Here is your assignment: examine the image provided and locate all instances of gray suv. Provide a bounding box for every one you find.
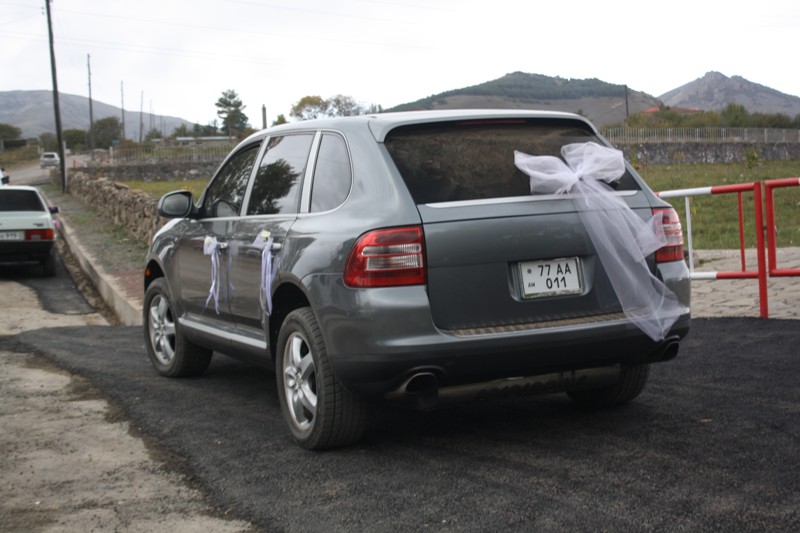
[144,110,690,449]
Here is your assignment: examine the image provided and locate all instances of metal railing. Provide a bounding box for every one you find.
[93,144,236,166]
[657,177,800,318]
[603,128,800,145]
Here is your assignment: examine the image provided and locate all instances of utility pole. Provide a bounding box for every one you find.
[45,0,67,192]
[87,54,95,157]
[262,104,267,129]
[120,81,126,140]
[139,91,144,143]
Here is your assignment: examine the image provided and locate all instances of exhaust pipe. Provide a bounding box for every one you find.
[386,366,621,409]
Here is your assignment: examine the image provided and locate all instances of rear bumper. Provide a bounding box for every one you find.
[0,241,56,263]
[311,279,690,396]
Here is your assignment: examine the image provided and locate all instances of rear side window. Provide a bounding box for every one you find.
[310,133,351,212]
[0,190,46,212]
[384,119,640,204]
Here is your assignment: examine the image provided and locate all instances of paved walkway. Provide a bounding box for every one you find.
[691,248,800,319]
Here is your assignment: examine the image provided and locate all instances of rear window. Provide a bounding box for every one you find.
[0,190,46,212]
[384,119,640,204]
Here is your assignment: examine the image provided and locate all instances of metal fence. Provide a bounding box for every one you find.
[98,144,236,166]
[602,128,800,145]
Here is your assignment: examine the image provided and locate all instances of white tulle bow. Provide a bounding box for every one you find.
[514,142,682,341]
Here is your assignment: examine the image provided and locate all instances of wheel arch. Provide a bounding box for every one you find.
[269,282,311,362]
[144,259,164,292]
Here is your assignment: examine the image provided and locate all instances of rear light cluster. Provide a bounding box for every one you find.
[25,229,55,241]
[652,207,684,263]
[344,226,426,288]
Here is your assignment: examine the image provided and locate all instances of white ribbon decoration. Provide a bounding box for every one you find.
[253,231,278,317]
[203,235,221,314]
[514,142,682,341]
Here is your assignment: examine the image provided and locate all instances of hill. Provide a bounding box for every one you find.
[659,72,800,117]
[0,90,193,139]
[387,72,661,127]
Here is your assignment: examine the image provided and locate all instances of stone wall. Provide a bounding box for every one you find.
[83,161,217,182]
[67,172,164,244]
[618,142,800,166]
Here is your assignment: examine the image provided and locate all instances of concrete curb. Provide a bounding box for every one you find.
[57,218,143,327]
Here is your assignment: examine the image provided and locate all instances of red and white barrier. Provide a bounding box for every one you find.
[657,181,769,317]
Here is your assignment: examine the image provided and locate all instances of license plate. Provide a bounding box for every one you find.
[518,257,582,299]
[0,231,24,241]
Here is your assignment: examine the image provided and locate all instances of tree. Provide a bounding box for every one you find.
[63,129,88,151]
[290,94,378,121]
[172,124,191,138]
[720,103,749,127]
[39,132,57,151]
[290,95,328,121]
[272,114,288,126]
[0,123,22,141]
[90,117,122,149]
[215,90,249,136]
[144,128,162,142]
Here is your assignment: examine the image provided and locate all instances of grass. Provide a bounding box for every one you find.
[637,160,800,249]
[124,179,208,199]
[119,160,800,250]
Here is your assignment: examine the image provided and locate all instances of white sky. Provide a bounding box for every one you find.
[2,0,799,129]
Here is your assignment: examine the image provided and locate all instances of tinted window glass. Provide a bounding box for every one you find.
[202,143,260,217]
[310,133,351,212]
[247,134,313,215]
[0,190,46,212]
[384,119,640,204]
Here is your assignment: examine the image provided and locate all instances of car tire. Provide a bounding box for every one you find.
[566,363,650,407]
[276,307,367,450]
[42,252,56,277]
[143,277,212,377]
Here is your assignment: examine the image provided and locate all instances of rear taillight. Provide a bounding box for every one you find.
[653,207,684,263]
[25,229,55,241]
[344,226,426,288]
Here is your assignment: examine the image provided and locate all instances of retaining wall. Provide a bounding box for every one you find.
[66,172,164,244]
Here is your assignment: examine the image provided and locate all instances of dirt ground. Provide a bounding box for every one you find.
[0,278,255,532]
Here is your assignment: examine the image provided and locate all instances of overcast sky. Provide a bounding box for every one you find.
[2,0,799,129]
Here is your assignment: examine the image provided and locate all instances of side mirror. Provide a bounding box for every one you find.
[49,206,60,215]
[157,190,195,218]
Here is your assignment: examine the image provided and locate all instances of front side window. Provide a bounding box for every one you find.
[202,143,260,218]
[384,119,641,204]
[247,134,313,216]
[310,133,352,212]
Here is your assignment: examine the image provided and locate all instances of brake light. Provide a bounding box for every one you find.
[25,229,55,241]
[344,226,426,287]
[653,207,684,263]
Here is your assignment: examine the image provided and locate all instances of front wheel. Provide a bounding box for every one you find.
[567,364,650,407]
[276,307,366,450]
[143,278,212,377]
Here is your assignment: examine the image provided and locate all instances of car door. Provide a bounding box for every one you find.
[226,133,315,354]
[174,141,261,342]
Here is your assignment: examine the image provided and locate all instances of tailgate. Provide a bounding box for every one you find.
[419,197,652,332]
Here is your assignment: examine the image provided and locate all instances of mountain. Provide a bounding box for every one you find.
[0,90,193,139]
[387,72,661,126]
[659,72,800,117]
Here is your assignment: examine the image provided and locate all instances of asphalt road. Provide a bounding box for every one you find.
[3,299,798,532]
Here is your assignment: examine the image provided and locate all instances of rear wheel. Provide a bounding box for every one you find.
[276,307,366,450]
[567,363,650,407]
[143,278,212,377]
